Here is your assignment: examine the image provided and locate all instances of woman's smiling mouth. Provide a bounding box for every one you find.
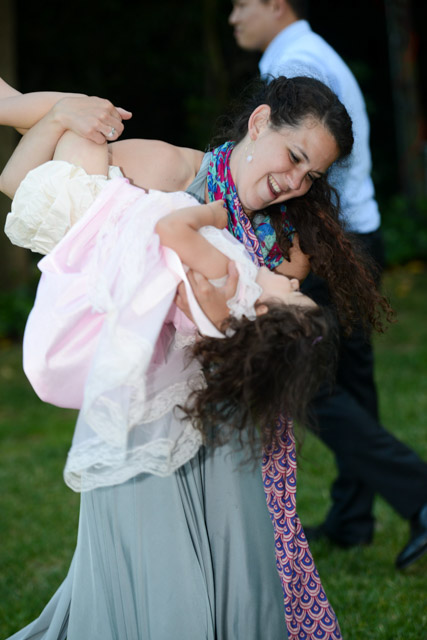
[268,174,284,198]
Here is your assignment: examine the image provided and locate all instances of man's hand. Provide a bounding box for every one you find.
[175,261,239,329]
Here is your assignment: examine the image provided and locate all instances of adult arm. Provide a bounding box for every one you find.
[109,139,204,192]
[0,77,131,136]
[175,262,240,329]
[0,81,199,195]
[0,96,131,198]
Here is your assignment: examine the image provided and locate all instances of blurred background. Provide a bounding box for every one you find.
[1,3,426,637]
[0,0,426,339]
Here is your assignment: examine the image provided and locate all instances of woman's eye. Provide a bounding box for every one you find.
[290,152,299,164]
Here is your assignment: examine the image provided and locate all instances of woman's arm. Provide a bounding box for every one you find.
[175,263,240,329]
[0,96,130,198]
[0,87,81,133]
[109,139,204,192]
[0,80,199,195]
[155,200,229,279]
[0,77,21,100]
[0,78,130,137]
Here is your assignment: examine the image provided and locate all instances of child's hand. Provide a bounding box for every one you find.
[207,200,228,229]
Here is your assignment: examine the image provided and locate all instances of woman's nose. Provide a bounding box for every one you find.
[287,169,305,191]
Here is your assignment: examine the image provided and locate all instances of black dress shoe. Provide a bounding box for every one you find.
[304,524,372,549]
[396,504,427,570]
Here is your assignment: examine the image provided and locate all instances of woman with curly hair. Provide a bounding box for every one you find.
[1,75,391,640]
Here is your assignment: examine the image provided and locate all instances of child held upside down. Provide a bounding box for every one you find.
[4,129,332,491]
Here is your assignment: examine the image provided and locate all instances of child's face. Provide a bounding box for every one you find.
[255,266,316,312]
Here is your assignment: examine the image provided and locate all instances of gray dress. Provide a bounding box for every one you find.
[7,161,287,640]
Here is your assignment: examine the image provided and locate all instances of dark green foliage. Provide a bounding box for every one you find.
[0,285,35,340]
[381,197,427,265]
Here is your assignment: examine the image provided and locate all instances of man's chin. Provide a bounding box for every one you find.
[233,32,253,50]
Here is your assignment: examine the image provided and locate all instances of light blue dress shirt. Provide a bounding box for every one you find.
[260,20,380,234]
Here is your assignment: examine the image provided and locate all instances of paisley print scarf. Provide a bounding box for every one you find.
[207,141,342,640]
[206,141,294,270]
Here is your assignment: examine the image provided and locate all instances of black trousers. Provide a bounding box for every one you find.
[301,229,427,543]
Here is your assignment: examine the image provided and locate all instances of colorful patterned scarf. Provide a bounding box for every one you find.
[206,141,294,270]
[207,141,342,640]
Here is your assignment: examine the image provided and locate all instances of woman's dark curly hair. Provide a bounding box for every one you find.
[214,75,394,333]
[181,303,336,453]
[274,179,394,333]
[225,75,354,160]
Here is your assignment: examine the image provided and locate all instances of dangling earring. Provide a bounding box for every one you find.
[245,140,254,163]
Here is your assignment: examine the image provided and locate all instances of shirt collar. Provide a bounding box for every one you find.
[259,20,312,76]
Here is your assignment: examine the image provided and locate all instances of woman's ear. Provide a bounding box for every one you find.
[247,104,271,141]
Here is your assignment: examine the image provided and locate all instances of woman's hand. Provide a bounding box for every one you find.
[175,261,239,329]
[52,96,132,144]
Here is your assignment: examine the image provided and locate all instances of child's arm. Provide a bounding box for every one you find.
[155,201,231,280]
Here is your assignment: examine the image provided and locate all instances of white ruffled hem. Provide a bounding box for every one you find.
[5,160,122,255]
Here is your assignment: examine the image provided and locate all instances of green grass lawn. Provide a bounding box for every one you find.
[298,264,427,639]
[1,266,426,638]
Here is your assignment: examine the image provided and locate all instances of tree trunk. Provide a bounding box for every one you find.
[384,0,425,201]
[0,0,29,291]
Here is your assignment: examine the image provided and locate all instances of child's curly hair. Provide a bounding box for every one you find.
[269,179,394,334]
[180,302,336,452]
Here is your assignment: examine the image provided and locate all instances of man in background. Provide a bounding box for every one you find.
[229,0,427,569]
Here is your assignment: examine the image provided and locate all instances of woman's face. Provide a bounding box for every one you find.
[232,109,339,215]
[256,267,316,311]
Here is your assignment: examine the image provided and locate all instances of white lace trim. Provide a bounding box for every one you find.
[64,419,203,492]
[173,331,197,350]
[132,371,205,425]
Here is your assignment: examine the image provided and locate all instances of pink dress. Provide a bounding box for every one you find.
[20,174,261,491]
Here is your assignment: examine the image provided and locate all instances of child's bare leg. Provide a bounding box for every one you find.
[0,112,103,198]
[54,130,108,176]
